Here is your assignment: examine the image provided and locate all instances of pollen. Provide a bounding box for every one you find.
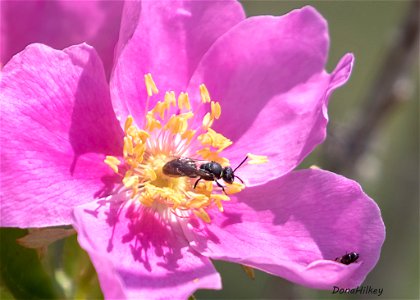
[104,74,267,223]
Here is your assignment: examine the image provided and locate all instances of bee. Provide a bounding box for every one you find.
[335,252,359,265]
[162,156,248,193]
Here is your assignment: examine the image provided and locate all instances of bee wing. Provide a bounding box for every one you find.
[177,157,211,165]
[163,158,206,178]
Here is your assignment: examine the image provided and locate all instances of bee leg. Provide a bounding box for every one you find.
[193,178,202,189]
[215,180,227,195]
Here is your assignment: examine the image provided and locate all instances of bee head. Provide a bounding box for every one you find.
[349,252,359,261]
[222,167,234,184]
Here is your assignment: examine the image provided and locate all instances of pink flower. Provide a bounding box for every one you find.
[0,0,123,77]
[0,2,385,299]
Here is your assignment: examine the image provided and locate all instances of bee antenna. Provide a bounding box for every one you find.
[235,175,244,184]
[233,156,248,172]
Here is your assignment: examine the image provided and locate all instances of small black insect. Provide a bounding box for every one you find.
[162,156,248,193]
[335,252,359,265]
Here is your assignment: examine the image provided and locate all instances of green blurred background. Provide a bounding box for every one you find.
[1,1,418,299]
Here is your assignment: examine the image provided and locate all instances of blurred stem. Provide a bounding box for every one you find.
[73,259,97,299]
[322,0,419,175]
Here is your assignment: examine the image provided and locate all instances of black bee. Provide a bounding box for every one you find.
[335,252,359,265]
[162,156,248,193]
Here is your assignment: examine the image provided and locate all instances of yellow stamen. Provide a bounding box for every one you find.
[123,174,139,189]
[177,92,191,110]
[179,111,194,120]
[199,84,211,103]
[210,101,221,119]
[202,112,214,130]
[194,181,213,196]
[181,129,196,144]
[224,182,245,194]
[103,74,267,224]
[211,194,230,201]
[196,148,229,166]
[247,153,269,164]
[197,132,212,145]
[143,166,157,181]
[164,91,176,107]
[214,200,224,212]
[152,101,167,119]
[123,136,134,158]
[104,156,120,173]
[145,113,162,131]
[140,186,155,206]
[164,115,187,134]
[193,208,211,223]
[133,143,146,163]
[135,130,150,144]
[187,192,210,208]
[124,116,133,133]
[198,128,232,152]
[144,73,159,96]
[211,194,230,212]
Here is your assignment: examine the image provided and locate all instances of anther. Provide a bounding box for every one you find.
[247,153,269,164]
[202,112,214,130]
[178,92,191,110]
[145,113,162,131]
[104,156,121,173]
[144,73,159,96]
[196,148,229,165]
[124,116,134,133]
[164,91,176,107]
[193,208,211,223]
[210,101,221,119]
[199,84,211,103]
[224,182,245,194]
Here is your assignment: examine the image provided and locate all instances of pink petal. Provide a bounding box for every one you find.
[110,0,245,126]
[73,197,221,299]
[0,1,123,77]
[187,6,354,185]
[183,169,385,289]
[1,43,123,227]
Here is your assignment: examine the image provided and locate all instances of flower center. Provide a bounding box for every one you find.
[105,74,267,222]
